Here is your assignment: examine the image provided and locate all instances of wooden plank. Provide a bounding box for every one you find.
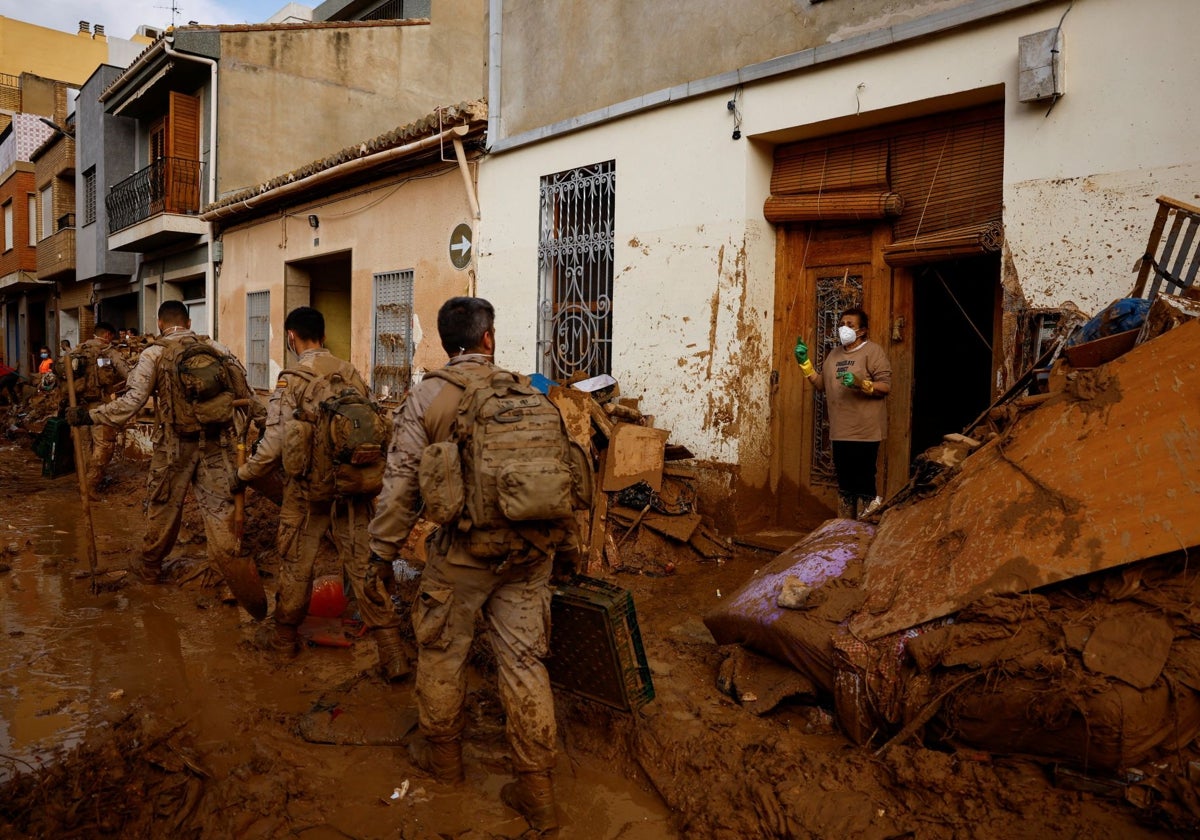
[850,319,1200,640]
[587,398,614,438]
[586,453,609,575]
[642,511,702,542]
[601,424,669,492]
[547,385,594,452]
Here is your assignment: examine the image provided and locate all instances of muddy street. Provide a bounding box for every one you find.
[0,433,1187,839]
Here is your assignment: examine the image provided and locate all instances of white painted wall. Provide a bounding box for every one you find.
[479,0,1200,471]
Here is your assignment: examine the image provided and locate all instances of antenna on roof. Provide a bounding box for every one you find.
[154,0,182,28]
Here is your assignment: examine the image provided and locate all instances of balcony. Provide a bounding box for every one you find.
[36,213,76,281]
[105,157,208,252]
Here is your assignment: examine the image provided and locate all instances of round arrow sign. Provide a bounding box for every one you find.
[449,223,473,270]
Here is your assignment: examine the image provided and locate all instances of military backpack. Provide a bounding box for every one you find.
[417,366,593,559]
[281,359,391,502]
[154,336,237,433]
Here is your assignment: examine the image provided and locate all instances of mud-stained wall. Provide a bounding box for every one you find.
[477,95,778,519]
[213,5,485,198]
[496,0,1017,139]
[215,165,476,389]
[482,0,1199,524]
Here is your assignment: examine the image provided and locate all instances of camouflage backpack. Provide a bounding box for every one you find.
[55,343,120,402]
[281,358,391,502]
[154,335,236,433]
[417,366,593,559]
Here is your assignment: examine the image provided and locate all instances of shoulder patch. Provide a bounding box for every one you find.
[276,377,288,388]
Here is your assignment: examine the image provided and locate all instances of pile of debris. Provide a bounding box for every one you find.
[542,373,732,576]
[704,273,1200,827]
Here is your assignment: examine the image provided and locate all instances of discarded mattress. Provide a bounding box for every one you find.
[703,518,875,696]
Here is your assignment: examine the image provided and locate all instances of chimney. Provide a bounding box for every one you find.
[93,24,105,39]
[78,20,90,35]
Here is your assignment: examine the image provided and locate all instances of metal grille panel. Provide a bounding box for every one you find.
[537,160,615,380]
[373,270,414,401]
[811,273,863,486]
[246,290,270,390]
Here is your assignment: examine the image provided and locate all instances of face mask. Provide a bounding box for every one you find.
[40,352,49,359]
[838,326,858,346]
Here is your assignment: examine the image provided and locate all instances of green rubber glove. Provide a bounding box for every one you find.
[839,371,859,389]
[794,338,815,377]
[793,338,809,365]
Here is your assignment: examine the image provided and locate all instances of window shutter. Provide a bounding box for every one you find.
[166,92,201,213]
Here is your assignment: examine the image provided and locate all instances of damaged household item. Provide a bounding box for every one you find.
[547,575,654,711]
[851,318,1200,641]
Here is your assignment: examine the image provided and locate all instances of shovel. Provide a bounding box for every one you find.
[63,355,99,595]
[220,401,268,620]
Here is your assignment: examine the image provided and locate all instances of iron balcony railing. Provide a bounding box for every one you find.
[57,212,75,231]
[106,157,205,234]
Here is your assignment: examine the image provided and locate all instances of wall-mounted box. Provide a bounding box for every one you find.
[1018,27,1065,103]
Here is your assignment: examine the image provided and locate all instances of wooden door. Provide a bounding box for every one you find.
[165,91,200,213]
[770,222,907,525]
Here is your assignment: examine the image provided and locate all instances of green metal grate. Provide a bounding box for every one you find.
[547,575,654,711]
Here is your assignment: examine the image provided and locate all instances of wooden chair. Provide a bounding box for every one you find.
[1132,195,1200,298]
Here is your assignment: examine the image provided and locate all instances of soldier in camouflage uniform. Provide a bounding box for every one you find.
[368,297,575,834]
[234,306,408,677]
[67,300,264,585]
[67,322,131,496]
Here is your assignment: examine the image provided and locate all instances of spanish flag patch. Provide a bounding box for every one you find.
[276,377,288,389]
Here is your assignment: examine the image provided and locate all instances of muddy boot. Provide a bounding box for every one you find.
[501,771,558,833]
[373,627,411,682]
[408,735,463,784]
[837,493,858,520]
[253,621,299,658]
[134,560,164,584]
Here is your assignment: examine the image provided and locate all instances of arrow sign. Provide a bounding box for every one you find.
[449,223,473,269]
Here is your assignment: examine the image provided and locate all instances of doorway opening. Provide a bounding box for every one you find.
[910,254,999,459]
[286,251,352,362]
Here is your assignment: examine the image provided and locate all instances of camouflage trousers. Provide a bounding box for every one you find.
[413,542,556,774]
[78,422,118,491]
[274,485,401,631]
[141,435,238,579]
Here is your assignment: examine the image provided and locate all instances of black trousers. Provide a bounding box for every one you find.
[832,439,880,498]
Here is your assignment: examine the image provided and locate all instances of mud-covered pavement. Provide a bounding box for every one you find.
[0,430,1185,838]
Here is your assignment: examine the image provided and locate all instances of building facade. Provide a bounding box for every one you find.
[476,0,1200,533]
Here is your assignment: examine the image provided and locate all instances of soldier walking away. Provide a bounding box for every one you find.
[233,306,407,677]
[794,306,892,519]
[369,296,582,834]
[59,322,131,496]
[66,300,265,589]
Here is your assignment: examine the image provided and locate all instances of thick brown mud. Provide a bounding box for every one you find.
[0,428,1188,838]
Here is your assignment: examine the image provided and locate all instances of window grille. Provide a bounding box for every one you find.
[537,159,615,380]
[811,272,864,486]
[83,168,96,226]
[246,290,270,390]
[361,0,429,20]
[373,270,414,400]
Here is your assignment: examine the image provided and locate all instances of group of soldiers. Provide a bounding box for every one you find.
[62,297,571,833]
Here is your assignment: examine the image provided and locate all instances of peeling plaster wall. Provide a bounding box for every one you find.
[478,94,777,494]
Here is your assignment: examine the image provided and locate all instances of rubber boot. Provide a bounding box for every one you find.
[408,735,464,784]
[373,627,411,682]
[254,621,299,658]
[836,493,858,521]
[501,771,559,833]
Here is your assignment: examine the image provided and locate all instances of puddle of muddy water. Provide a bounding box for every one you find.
[1,464,677,838]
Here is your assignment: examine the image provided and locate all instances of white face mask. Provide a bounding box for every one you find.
[838,325,859,346]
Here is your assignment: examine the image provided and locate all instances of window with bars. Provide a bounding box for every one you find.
[537,159,615,380]
[246,290,270,390]
[361,0,430,19]
[83,168,96,226]
[373,270,414,401]
[811,272,864,486]
[40,185,52,242]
